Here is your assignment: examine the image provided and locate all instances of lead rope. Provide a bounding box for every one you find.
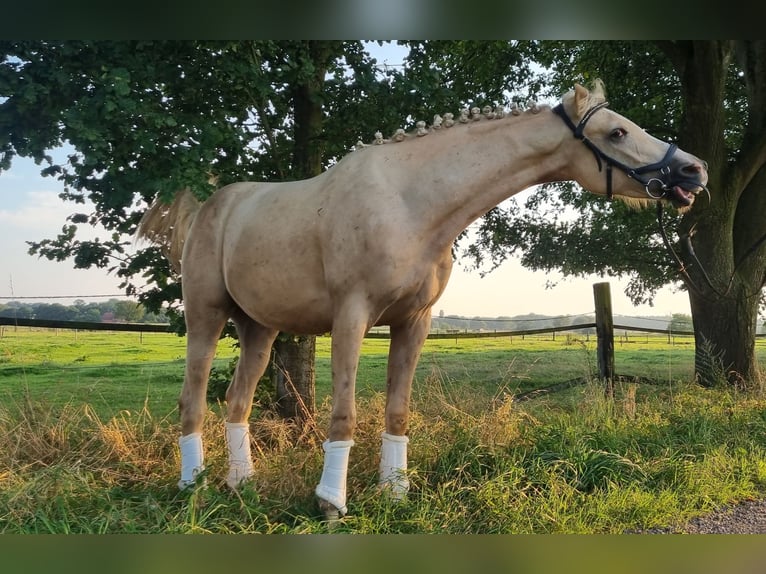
[656,201,701,295]
[656,201,764,301]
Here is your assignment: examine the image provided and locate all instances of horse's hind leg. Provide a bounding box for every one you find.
[224,312,278,489]
[379,310,431,498]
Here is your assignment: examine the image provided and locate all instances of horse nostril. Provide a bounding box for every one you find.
[683,163,703,175]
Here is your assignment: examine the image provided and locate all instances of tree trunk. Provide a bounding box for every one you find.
[681,177,764,388]
[271,335,316,422]
[663,41,766,389]
[689,284,762,388]
[681,162,766,388]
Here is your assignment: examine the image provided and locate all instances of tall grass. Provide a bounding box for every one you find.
[3,364,766,533]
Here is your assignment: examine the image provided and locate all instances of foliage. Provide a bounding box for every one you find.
[0,41,537,317]
[207,356,276,410]
[0,42,358,314]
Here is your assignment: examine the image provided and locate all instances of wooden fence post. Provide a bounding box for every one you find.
[593,282,615,397]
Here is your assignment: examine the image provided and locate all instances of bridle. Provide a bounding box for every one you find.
[553,100,736,301]
[552,101,682,201]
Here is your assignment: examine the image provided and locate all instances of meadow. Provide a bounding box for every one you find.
[0,325,704,419]
[2,326,766,534]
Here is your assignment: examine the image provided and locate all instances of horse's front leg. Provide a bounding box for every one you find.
[379,310,431,499]
[315,299,369,520]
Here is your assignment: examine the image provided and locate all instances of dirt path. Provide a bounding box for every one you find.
[641,498,766,534]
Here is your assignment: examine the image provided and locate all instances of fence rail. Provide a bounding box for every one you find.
[0,317,172,333]
[0,316,705,338]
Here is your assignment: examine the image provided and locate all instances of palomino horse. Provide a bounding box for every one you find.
[138,82,708,519]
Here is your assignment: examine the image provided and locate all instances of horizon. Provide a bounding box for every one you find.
[0,291,692,322]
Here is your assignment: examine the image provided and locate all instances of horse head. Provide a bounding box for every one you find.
[556,81,708,210]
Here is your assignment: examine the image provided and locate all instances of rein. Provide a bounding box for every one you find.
[655,201,717,298]
[553,102,682,201]
[658,199,766,302]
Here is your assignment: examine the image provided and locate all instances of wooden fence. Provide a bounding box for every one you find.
[0,315,688,339]
[0,316,172,333]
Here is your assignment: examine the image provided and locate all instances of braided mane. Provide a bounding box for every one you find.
[353,99,546,151]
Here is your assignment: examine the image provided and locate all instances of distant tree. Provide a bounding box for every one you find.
[112,299,143,322]
[99,299,119,316]
[79,306,103,322]
[34,303,77,321]
[140,307,166,323]
[669,313,693,333]
[0,301,32,318]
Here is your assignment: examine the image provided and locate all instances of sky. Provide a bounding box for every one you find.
[0,42,694,319]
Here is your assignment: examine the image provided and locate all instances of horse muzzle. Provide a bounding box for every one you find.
[659,159,709,208]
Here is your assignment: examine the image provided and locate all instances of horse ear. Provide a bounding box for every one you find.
[573,83,591,118]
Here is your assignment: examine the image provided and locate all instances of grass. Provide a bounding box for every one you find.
[0,328,237,419]
[1,326,708,416]
[1,326,766,533]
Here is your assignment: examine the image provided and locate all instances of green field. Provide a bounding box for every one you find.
[2,326,766,534]
[0,325,716,419]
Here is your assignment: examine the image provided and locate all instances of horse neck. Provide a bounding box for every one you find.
[396,108,570,248]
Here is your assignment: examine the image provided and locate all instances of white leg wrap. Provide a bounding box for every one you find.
[178,432,205,489]
[315,439,354,516]
[379,432,409,499]
[225,422,254,489]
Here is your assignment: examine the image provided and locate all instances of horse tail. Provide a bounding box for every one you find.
[137,188,201,273]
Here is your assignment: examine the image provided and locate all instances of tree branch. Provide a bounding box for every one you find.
[731,41,766,192]
[654,40,691,75]
[245,41,288,181]
[733,136,766,192]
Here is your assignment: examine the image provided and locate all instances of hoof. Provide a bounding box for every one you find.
[378,481,409,502]
[225,466,254,490]
[178,475,208,491]
[317,496,347,523]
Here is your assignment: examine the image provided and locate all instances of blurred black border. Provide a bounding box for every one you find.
[2,534,766,574]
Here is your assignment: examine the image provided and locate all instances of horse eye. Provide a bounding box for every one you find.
[610,128,628,140]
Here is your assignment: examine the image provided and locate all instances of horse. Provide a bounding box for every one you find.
[137,81,708,520]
